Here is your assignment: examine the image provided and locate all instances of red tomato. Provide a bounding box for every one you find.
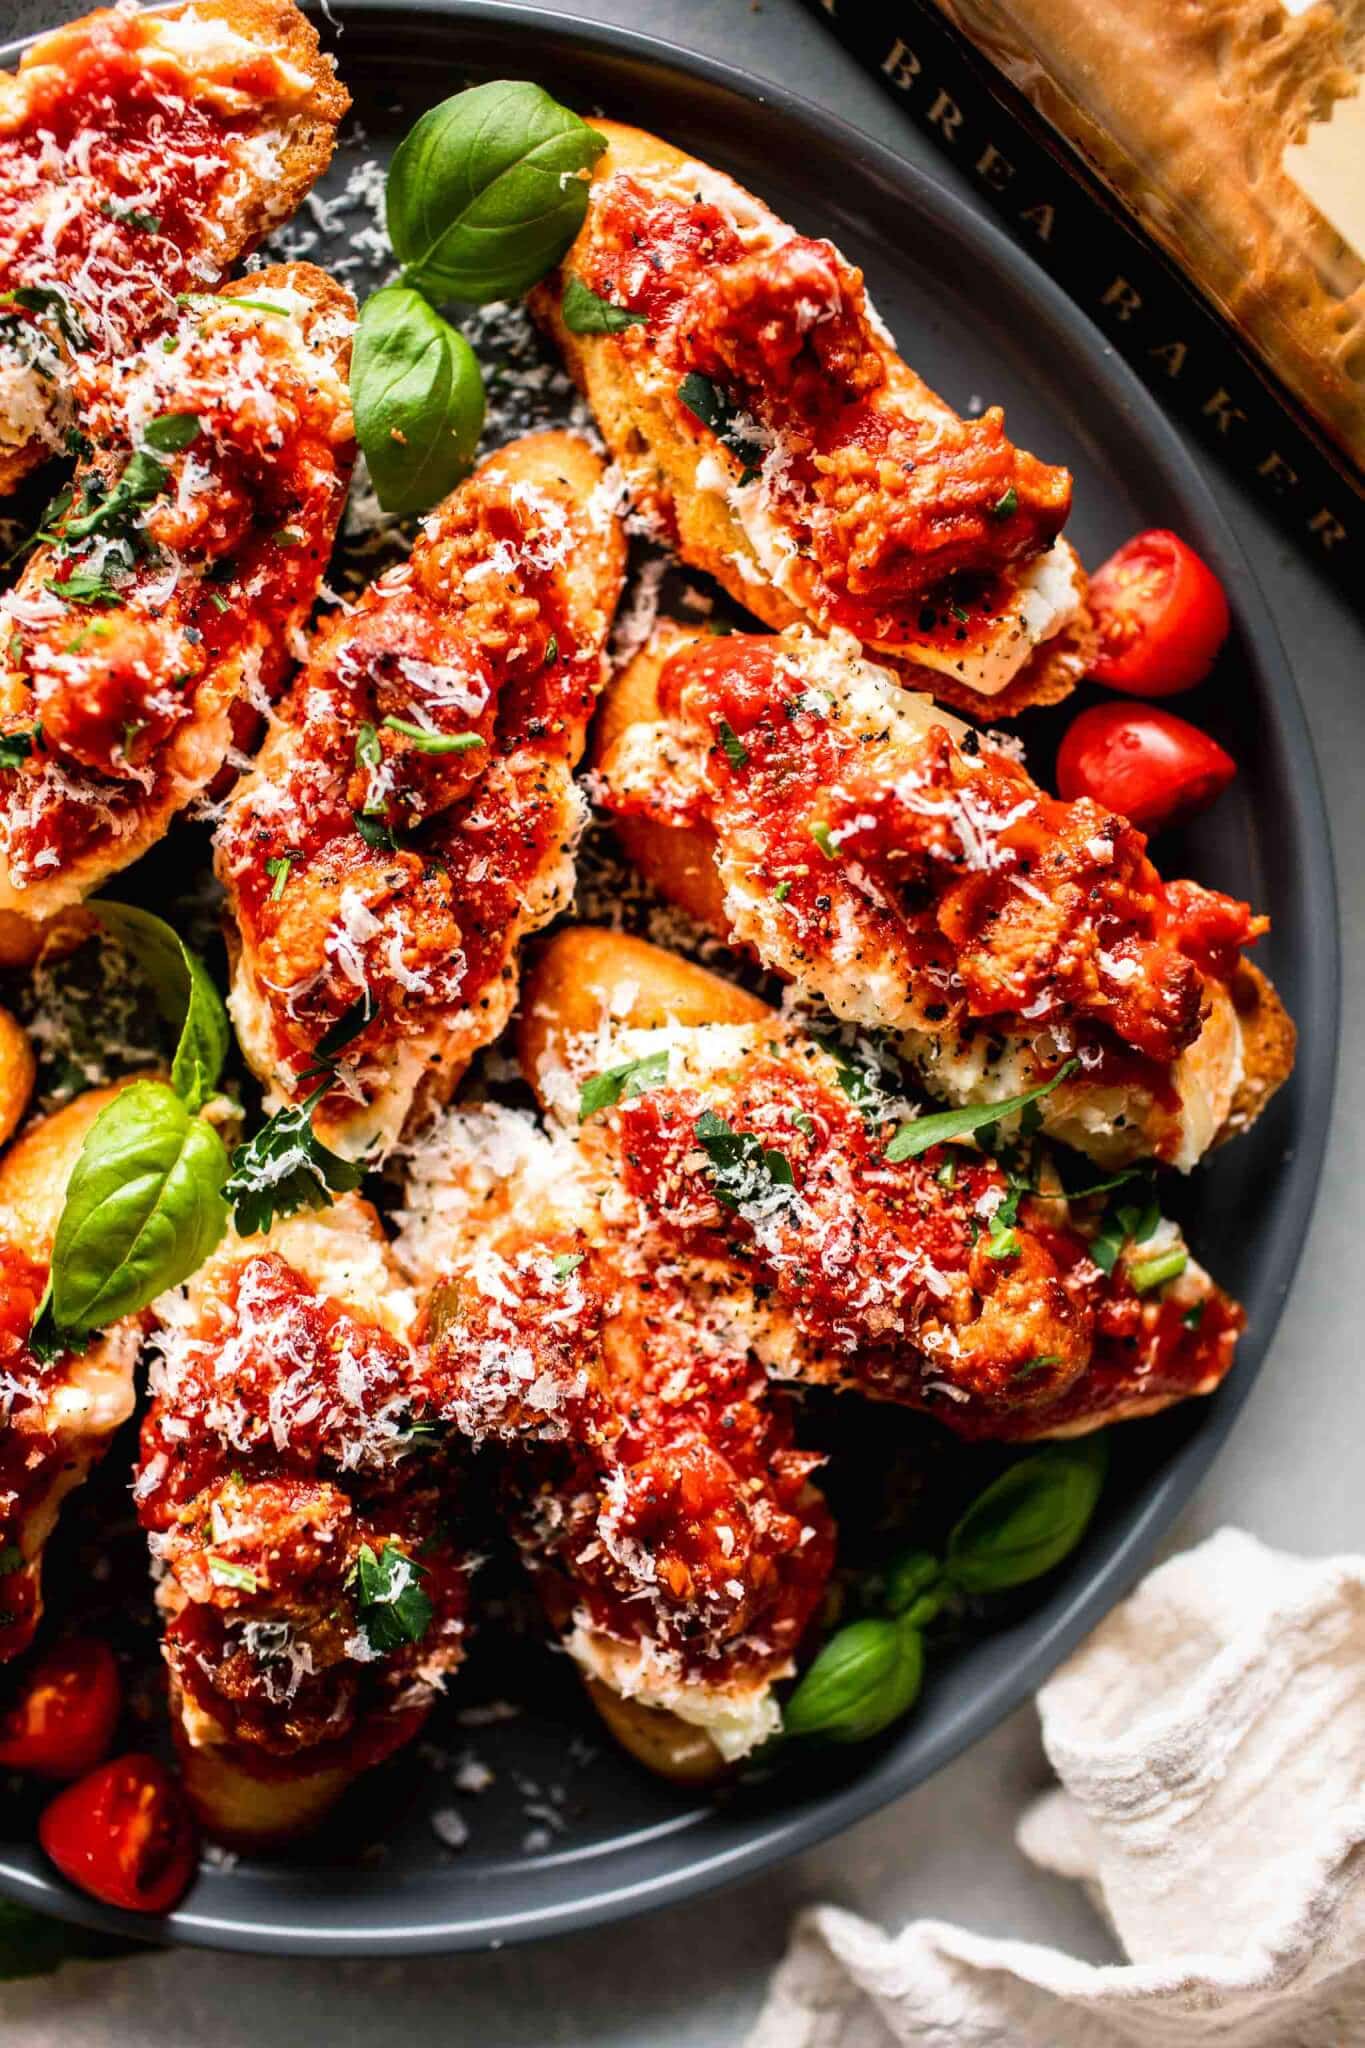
[0,1638,121,1780]
[39,1754,197,1915]
[1056,702,1237,832]
[1088,530,1230,696]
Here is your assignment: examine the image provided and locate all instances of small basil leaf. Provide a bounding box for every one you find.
[387,81,607,304]
[141,412,200,454]
[51,1081,230,1330]
[885,1058,1080,1165]
[89,900,229,1114]
[577,1049,670,1122]
[945,1436,1108,1595]
[351,287,485,517]
[783,1618,923,1743]
[561,273,646,334]
[881,1548,942,1619]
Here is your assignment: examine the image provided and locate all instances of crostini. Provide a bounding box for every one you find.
[394,926,1243,1779]
[0,1082,145,1660]
[216,429,626,1158]
[135,1196,471,1846]
[593,625,1295,1172]
[0,264,356,924]
[532,121,1092,718]
[0,0,347,493]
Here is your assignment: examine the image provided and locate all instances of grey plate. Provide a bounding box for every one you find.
[0,0,1339,1957]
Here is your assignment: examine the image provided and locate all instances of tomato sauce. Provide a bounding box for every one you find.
[579,173,1071,629]
[135,1251,469,1769]
[606,634,1264,1080]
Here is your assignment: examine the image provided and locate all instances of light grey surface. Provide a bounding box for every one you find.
[2,0,1361,2039]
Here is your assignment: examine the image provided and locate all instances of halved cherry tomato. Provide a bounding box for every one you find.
[39,1754,197,1915]
[1056,701,1237,832]
[1088,530,1230,696]
[0,1637,121,1780]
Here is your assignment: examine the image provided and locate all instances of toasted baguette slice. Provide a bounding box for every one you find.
[520,927,1244,1442]
[218,429,626,1158]
[0,0,347,493]
[593,625,1294,1171]
[138,1199,470,1846]
[0,265,356,926]
[532,121,1092,717]
[0,1083,144,1658]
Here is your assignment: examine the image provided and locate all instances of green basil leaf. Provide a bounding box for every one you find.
[881,1548,942,1619]
[386,81,607,304]
[0,284,87,352]
[561,273,647,334]
[885,1059,1080,1164]
[351,286,485,516]
[945,1436,1108,1595]
[89,901,229,1114]
[141,412,200,454]
[51,1081,230,1330]
[382,715,484,754]
[783,1618,923,1743]
[578,1049,670,1121]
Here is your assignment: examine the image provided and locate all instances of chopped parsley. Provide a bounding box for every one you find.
[99,201,162,234]
[0,728,36,771]
[551,1251,584,1282]
[351,1541,433,1655]
[989,485,1018,520]
[884,1059,1080,1165]
[984,1184,1023,1261]
[716,719,748,771]
[677,371,764,484]
[1088,1183,1161,1275]
[353,811,400,851]
[773,880,791,902]
[1183,1299,1206,1332]
[382,715,484,754]
[225,1080,366,1237]
[561,273,649,334]
[694,1107,796,1214]
[578,1049,669,1121]
[1015,1352,1062,1380]
[810,820,839,861]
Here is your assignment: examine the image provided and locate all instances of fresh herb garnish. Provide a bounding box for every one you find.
[100,201,161,234]
[1183,1299,1206,1332]
[0,729,36,771]
[265,853,297,902]
[44,570,121,605]
[0,284,87,351]
[1128,1245,1188,1295]
[677,370,764,483]
[810,820,839,861]
[561,273,648,333]
[884,1059,1080,1165]
[141,412,200,454]
[716,719,748,771]
[983,1184,1022,1261]
[989,485,1018,520]
[207,1556,258,1592]
[382,715,484,754]
[224,1079,366,1237]
[551,1251,584,1281]
[351,1540,433,1655]
[578,1049,669,1121]
[1088,1183,1161,1275]
[353,811,400,852]
[694,1107,796,1214]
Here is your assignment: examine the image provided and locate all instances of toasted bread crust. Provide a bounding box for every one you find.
[1217,959,1298,1148]
[535,120,1088,717]
[0,0,348,493]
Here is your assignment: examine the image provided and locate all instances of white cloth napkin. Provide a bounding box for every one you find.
[747,1529,1365,2048]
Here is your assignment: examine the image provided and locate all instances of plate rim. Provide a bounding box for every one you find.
[0,0,1340,1957]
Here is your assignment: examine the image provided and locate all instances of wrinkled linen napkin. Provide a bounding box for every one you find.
[747,1529,1365,2047]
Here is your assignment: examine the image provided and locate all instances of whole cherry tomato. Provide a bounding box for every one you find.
[1056,701,1237,832]
[39,1754,197,1915]
[0,1637,121,1780]
[1088,530,1230,696]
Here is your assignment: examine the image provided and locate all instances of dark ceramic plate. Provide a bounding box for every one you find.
[0,0,1338,1957]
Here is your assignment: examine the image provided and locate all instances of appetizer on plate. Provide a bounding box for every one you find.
[136,1197,471,1845]
[594,625,1295,1170]
[217,428,625,1156]
[397,927,1242,1777]
[0,265,356,923]
[0,1081,146,1661]
[0,0,347,492]
[532,122,1093,718]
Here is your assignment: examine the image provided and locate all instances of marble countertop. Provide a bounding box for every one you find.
[2,1,1360,2041]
